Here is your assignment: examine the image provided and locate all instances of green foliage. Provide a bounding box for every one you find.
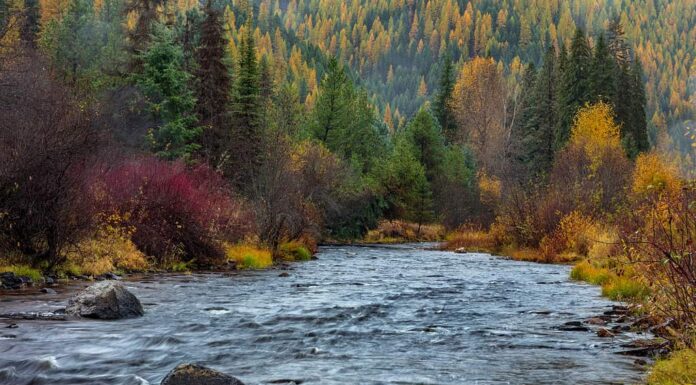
[434,54,456,141]
[311,57,386,174]
[0,264,43,281]
[557,28,593,149]
[229,15,263,188]
[403,106,445,182]
[134,23,200,160]
[377,136,432,224]
[40,0,124,90]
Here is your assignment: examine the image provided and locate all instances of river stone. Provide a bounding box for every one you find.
[161,364,245,385]
[65,281,143,320]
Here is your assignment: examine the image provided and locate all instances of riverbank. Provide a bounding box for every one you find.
[442,229,695,385]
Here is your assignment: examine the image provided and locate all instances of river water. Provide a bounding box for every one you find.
[0,244,645,385]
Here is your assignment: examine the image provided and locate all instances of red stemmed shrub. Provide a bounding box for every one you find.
[92,157,253,266]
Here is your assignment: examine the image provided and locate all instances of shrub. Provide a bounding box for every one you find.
[632,152,681,197]
[0,54,100,270]
[93,157,253,267]
[225,244,273,269]
[0,265,43,282]
[64,220,149,276]
[647,348,696,385]
[279,241,312,261]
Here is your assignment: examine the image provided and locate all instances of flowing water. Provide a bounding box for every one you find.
[0,244,645,385]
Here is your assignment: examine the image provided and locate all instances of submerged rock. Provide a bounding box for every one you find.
[597,328,615,338]
[65,281,143,320]
[161,364,245,385]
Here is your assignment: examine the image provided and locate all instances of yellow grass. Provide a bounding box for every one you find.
[647,348,696,385]
[225,243,273,269]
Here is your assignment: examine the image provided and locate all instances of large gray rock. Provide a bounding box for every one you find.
[161,364,245,385]
[65,281,143,319]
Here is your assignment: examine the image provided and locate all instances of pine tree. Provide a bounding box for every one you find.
[194,0,231,167]
[607,16,630,67]
[230,11,263,189]
[311,56,351,144]
[434,54,456,142]
[135,23,200,160]
[556,28,592,149]
[590,34,616,103]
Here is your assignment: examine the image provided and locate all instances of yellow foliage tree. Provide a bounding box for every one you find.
[569,102,623,170]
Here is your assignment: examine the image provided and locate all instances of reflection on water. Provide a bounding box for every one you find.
[0,244,645,384]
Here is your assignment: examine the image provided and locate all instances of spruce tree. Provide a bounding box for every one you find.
[135,23,200,160]
[590,34,616,103]
[194,0,231,166]
[531,46,558,177]
[510,63,538,177]
[230,12,262,189]
[556,28,592,149]
[434,54,456,142]
[404,106,446,182]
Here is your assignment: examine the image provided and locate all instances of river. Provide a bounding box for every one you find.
[0,244,645,385]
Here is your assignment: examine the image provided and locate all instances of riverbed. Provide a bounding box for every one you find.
[0,244,645,384]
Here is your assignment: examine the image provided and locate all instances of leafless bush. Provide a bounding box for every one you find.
[0,53,100,269]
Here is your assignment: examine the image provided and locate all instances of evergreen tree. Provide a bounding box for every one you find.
[311,57,352,145]
[511,63,538,175]
[607,16,631,67]
[627,59,649,156]
[434,54,456,141]
[556,28,592,149]
[125,0,165,70]
[590,34,616,103]
[230,13,263,189]
[531,46,558,176]
[194,0,231,166]
[404,106,446,182]
[135,23,200,160]
[378,137,432,226]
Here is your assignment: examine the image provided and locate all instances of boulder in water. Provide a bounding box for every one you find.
[161,364,245,385]
[65,281,143,320]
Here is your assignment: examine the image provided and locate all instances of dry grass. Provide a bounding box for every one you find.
[443,229,498,253]
[365,220,444,243]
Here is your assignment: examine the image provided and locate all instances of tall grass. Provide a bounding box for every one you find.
[647,348,696,385]
[225,244,273,269]
[0,265,43,281]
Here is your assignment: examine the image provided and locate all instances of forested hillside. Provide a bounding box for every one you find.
[221,0,695,144]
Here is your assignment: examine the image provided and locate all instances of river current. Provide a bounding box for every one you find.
[0,244,645,385]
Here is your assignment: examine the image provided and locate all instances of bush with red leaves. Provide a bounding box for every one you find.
[93,157,253,266]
